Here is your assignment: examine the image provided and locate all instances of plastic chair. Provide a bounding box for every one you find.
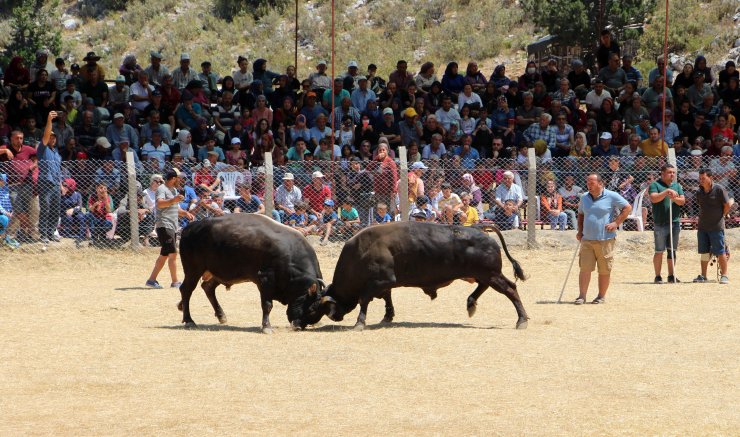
[217,171,244,200]
[620,188,646,232]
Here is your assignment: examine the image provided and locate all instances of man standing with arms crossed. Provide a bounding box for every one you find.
[575,174,632,305]
[146,168,194,289]
[650,164,685,283]
[693,168,731,284]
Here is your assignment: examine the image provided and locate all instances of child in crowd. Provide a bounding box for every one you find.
[315,138,334,161]
[0,173,15,249]
[335,116,355,148]
[373,202,393,225]
[410,195,436,222]
[316,199,338,245]
[495,199,519,230]
[336,197,361,238]
[286,202,312,236]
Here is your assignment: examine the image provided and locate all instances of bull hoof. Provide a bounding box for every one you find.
[177,301,183,312]
[380,316,393,324]
[467,303,477,317]
[516,319,528,330]
[291,321,302,331]
[262,326,274,334]
[183,321,197,329]
[217,314,227,324]
[353,322,365,332]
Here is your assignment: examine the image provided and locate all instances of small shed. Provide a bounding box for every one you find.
[526,35,586,74]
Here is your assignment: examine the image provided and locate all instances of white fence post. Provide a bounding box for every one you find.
[263,153,275,218]
[126,151,139,251]
[398,146,409,221]
[526,148,538,249]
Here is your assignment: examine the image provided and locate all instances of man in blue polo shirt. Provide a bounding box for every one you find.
[575,173,632,305]
[37,111,63,244]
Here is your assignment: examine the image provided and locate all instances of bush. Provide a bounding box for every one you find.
[4,0,61,65]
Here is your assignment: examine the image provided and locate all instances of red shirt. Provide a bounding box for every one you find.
[194,170,216,187]
[303,183,332,212]
[0,144,37,185]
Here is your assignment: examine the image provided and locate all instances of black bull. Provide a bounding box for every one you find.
[293,222,529,330]
[177,213,325,333]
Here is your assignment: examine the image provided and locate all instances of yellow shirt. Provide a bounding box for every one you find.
[463,205,479,226]
[639,138,668,157]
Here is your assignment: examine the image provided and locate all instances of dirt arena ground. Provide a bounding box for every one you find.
[1,229,738,435]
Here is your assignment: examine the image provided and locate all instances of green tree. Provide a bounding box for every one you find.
[523,0,655,49]
[215,0,291,21]
[4,0,62,64]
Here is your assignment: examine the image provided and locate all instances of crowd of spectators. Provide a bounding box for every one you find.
[1,33,739,248]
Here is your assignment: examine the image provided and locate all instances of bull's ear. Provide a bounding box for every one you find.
[308,283,318,296]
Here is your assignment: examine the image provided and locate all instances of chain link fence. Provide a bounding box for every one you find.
[1,152,739,253]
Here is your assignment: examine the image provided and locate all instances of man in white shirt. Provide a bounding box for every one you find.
[308,60,332,92]
[494,171,524,210]
[130,71,155,113]
[274,173,303,223]
[434,95,461,131]
[584,79,612,112]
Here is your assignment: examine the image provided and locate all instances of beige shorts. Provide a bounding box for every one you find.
[579,238,616,274]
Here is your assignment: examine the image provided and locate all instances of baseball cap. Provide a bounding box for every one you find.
[202,159,211,168]
[600,132,613,140]
[357,75,367,81]
[150,51,164,59]
[404,108,417,118]
[113,113,124,119]
[115,75,125,83]
[383,108,394,116]
[231,137,242,144]
[410,161,428,170]
[323,199,335,207]
[317,60,327,66]
[181,53,190,61]
[410,208,427,219]
[348,60,359,68]
[96,137,111,149]
[312,170,324,178]
[283,173,295,180]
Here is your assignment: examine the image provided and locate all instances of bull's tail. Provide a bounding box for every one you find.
[475,224,527,282]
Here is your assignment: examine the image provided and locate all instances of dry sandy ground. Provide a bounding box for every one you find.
[1,230,738,436]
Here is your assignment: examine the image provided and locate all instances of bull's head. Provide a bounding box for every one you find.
[286,280,340,329]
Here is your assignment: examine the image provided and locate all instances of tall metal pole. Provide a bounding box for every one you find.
[330,0,335,144]
[661,0,669,143]
[294,0,299,77]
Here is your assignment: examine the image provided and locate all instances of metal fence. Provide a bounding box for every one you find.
[1,152,739,253]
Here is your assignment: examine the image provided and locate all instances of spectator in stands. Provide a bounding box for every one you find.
[85,182,113,246]
[274,172,301,223]
[642,75,673,112]
[172,53,198,91]
[494,170,523,211]
[60,79,82,109]
[515,92,541,132]
[596,29,620,71]
[57,178,84,243]
[5,56,30,89]
[106,113,139,149]
[592,132,619,158]
[108,75,130,110]
[647,55,673,88]
[634,115,652,140]
[87,135,112,160]
[693,56,713,84]
[640,127,669,157]
[144,51,168,87]
[399,107,423,147]
[81,51,106,83]
[459,191,479,226]
[687,72,713,111]
[541,179,567,231]
[233,183,265,215]
[51,109,74,147]
[141,129,171,168]
[80,69,108,108]
[453,135,480,169]
[368,143,398,210]
[717,61,738,93]
[518,61,541,92]
[198,61,221,102]
[437,182,463,224]
[128,71,153,114]
[621,54,643,88]
[323,77,350,111]
[441,62,464,99]
[710,113,734,142]
[623,94,649,128]
[523,113,556,150]
[596,97,620,132]
[489,64,508,90]
[710,146,737,194]
[598,53,627,96]
[585,79,611,113]
[415,62,437,94]
[175,92,203,130]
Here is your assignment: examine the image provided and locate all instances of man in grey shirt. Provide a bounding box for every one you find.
[146,169,194,289]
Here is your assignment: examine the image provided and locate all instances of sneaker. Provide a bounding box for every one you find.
[170,281,182,288]
[592,296,605,304]
[145,280,163,289]
[654,275,663,284]
[4,237,20,249]
[40,236,50,245]
[50,234,61,243]
[719,275,729,285]
[667,275,680,283]
[692,275,708,283]
[574,297,586,305]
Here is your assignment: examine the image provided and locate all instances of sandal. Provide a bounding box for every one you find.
[574,297,586,305]
[592,297,605,304]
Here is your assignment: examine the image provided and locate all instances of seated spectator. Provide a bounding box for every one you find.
[558,175,581,229]
[94,158,122,200]
[286,201,312,235]
[584,79,611,113]
[640,127,669,157]
[459,192,479,226]
[106,113,139,150]
[175,91,203,130]
[592,132,619,157]
[453,135,480,169]
[336,197,361,238]
[315,199,337,245]
[494,171,523,211]
[486,199,519,230]
[303,170,332,224]
[437,182,463,224]
[192,188,225,220]
[84,182,114,246]
[686,72,713,111]
[57,178,84,242]
[518,61,542,91]
[141,130,171,168]
[540,179,568,231]
[274,172,302,222]
[115,182,155,245]
[596,97,619,132]
[372,202,393,225]
[193,160,219,193]
[710,146,737,194]
[567,59,591,99]
[197,136,225,162]
[108,75,130,110]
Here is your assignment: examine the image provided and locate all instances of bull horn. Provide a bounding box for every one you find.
[316,278,327,291]
[320,296,336,304]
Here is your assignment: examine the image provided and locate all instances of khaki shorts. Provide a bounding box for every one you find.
[579,238,616,274]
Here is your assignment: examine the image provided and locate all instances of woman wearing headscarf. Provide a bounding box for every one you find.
[489,64,510,90]
[177,129,196,163]
[464,62,487,94]
[461,173,482,211]
[441,62,465,100]
[252,59,280,96]
[518,61,542,91]
[424,81,445,114]
[693,56,713,84]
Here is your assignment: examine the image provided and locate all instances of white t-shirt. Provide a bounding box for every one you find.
[584,89,612,111]
[130,82,154,112]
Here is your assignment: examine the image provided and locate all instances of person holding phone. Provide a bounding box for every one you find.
[146,168,194,289]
